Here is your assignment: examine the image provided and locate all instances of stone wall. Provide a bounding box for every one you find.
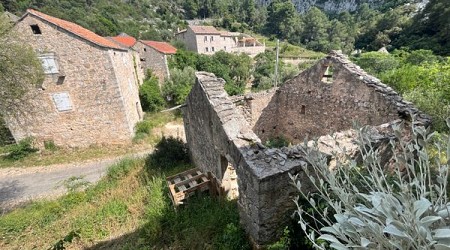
[183,53,430,247]
[184,72,311,246]
[254,52,431,144]
[133,41,170,82]
[7,15,142,147]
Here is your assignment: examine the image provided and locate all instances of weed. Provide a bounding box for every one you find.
[61,176,90,192]
[265,135,290,148]
[5,137,38,160]
[44,140,59,151]
[48,230,80,250]
[145,136,189,170]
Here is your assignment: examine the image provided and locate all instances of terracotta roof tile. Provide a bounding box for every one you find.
[189,25,221,34]
[26,9,124,50]
[110,33,137,48]
[141,40,177,54]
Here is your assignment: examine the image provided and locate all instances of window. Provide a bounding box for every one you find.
[210,36,214,42]
[144,48,147,52]
[211,47,215,52]
[30,24,42,34]
[206,47,209,52]
[204,36,207,42]
[52,92,73,112]
[39,54,59,74]
[224,46,226,51]
[300,105,306,115]
[322,65,333,83]
[140,58,146,61]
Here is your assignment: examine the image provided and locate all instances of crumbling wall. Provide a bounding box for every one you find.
[254,52,430,144]
[184,72,310,246]
[233,89,277,129]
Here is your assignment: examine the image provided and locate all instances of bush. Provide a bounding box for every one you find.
[265,136,290,148]
[145,136,189,170]
[139,73,165,112]
[291,123,450,249]
[6,137,38,160]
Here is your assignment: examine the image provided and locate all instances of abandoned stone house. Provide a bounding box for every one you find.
[109,33,176,82]
[183,51,430,246]
[175,25,265,57]
[5,9,144,147]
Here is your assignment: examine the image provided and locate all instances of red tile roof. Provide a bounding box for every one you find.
[110,33,137,48]
[26,9,124,50]
[141,40,177,54]
[189,25,221,34]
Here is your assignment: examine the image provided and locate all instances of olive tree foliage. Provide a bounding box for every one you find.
[0,14,44,117]
[291,123,450,249]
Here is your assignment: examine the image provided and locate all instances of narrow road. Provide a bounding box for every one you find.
[0,150,151,212]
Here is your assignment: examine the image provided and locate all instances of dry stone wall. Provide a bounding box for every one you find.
[254,51,430,144]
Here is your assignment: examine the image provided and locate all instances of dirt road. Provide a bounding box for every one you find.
[0,150,151,212]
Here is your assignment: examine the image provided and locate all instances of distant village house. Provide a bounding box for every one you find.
[109,33,177,82]
[175,25,265,57]
[6,9,144,147]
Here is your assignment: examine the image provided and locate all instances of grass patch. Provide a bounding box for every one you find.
[0,137,250,249]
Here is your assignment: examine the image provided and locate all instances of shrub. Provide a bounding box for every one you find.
[6,137,38,160]
[145,136,189,170]
[44,140,59,151]
[291,123,450,249]
[139,73,165,112]
[265,136,290,148]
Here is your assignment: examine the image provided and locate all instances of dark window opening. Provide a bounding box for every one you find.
[140,58,146,62]
[56,76,65,85]
[144,48,147,52]
[261,129,265,134]
[301,105,306,114]
[322,65,333,83]
[30,24,42,34]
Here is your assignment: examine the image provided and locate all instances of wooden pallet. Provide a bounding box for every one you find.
[166,168,211,206]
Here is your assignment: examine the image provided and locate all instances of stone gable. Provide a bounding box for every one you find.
[6,12,143,147]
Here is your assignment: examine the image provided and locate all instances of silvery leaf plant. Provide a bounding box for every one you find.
[290,122,450,250]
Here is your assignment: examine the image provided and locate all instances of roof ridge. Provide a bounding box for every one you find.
[25,9,125,51]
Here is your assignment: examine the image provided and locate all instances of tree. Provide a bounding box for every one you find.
[139,72,165,112]
[301,7,330,52]
[0,14,44,118]
[265,0,300,40]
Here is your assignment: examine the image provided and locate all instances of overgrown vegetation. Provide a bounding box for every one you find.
[352,50,450,132]
[138,72,165,112]
[5,137,38,160]
[291,123,450,249]
[0,137,250,249]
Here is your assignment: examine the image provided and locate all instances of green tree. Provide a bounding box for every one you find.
[301,7,330,52]
[264,0,300,40]
[139,73,165,112]
[162,66,196,105]
[0,14,44,118]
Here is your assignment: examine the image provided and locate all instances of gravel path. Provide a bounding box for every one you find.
[0,150,152,212]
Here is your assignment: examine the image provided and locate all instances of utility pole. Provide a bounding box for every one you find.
[274,39,280,88]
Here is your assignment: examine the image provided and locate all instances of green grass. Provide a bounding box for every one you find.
[0,137,250,250]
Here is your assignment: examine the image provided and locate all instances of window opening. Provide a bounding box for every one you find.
[205,47,209,52]
[56,76,65,85]
[210,36,214,42]
[212,47,215,52]
[322,65,333,83]
[144,48,147,52]
[300,105,306,115]
[204,36,207,42]
[30,24,42,34]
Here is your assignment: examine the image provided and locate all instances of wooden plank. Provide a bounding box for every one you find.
[174,174,206,188]
[166,168,200,181]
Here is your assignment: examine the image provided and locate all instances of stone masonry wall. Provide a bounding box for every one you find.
[8,15,140,147]
[184,72,311,246]
[254,52,431,144]
[133,41,170,82]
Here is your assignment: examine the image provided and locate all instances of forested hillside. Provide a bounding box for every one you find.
[1,0,448,55]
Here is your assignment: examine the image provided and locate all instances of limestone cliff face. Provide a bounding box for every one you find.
[257,0,426,13]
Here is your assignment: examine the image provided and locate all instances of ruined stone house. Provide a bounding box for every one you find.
[109,33,176,82]
[175,25,265,57]
[183,51,430,246]
[5,9,144,147]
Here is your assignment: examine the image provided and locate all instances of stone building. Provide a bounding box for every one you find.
[6,9,144,147]
[134,40,176,81]
[183,51,430,246]
[109,33,176,81]
[175,25,265,57]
